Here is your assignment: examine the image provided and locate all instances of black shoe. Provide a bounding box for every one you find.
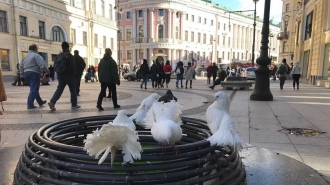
[12,83,16,86]
[140,85,142,89]
[96,105,104,111]
[27,106,37,109]
[186,86,187,89]
[145,87,147,89]
[48,102,56,111]
[190,87,192,88]
[39,100,47,107]
[181,86,183,88]
[114,105,121,109]
[209,86,214,90]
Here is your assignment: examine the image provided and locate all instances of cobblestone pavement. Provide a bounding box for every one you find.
[1,77,330,183]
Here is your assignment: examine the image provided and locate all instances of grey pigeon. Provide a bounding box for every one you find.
[158,90,177,103]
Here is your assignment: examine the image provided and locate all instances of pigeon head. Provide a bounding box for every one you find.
[213,91,230,111]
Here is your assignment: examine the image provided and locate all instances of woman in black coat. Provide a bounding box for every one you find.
[150,60,159,88]
[140,59,150,89]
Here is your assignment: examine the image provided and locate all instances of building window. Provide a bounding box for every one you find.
[197,33,201,43]
[158,9,164,17]
[0,11,7,32]
[92,0,96,14]
[127,50,132,60]
[126,29,131,41]
[51,26,65,42]
[138,10,143,17]
[286,4,290,12]
[241,53,243,59]
[223,23,226,31]
[175,27,179,39]
[282,41,286,52]
[116,12,122,21]
[296,21,301,44]
[233,52,235,59]
[222,36,225,45]
[71,28,76,44]
[228,37,230,46]
[69,0,75,6]
[176,12,179,18]
[211,20,213,26]
[0,49,9,71]
[38,21,45,39]
[284,21,288,33]
[158,25,163,38]
[217,35,220,44]
[203,34,206,44]
[126,11,131,19]
[218,22,220,30]
[94,34,98,47]
[228,52,230,60]
[103,36,106,48]
[210,35,213,44]
[101,1,105,17]
[204,18,207,24]
[305,11,313,40]
[83,31,87,45]
[81,0,86,11]
[109,4,113,20]
[198,16,201,23]
[186,14,188,20]
[237,52,239,59]
[191,32,194,42]
[110,38,114,49]
[19,16,28,36]
[191,15,194,22]
[185,31,188,41]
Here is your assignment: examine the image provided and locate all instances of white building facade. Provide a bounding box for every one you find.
[117,0,280,69]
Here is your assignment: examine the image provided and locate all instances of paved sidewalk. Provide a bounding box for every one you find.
[1,78,330,183]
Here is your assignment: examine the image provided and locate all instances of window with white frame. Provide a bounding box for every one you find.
[198,16,201,23]
[233,52,235,59]
[305,11,313,40]
[138,10,143,17]
[203,34,206,44]
[185,31,188,41]
[217,35,219,44]
[71,28,76,44]
[110,38,114,49]
[210,35,213,44]
[19,16,28,36]
[101,0,105,17]
[109,4,113,20]
[202,52,205,60]
[223,23,226,31]
[117,12,122,21]
[228,52,230,60]
[204,18,206,24]
[191,32,194,42]
[92,0,96,13]
[126,11,131,19]
[69,0,75,6]
[51,26,65,42]
[38,21,45,39]
[222,36,225,45]
[197,51,200,60]
[197,33,201,43]
[175,27,178,39]
[211,20,213,26]
[81,0,86,11]
[158,9,164,17]
[222,52,224,60]
[158,25,164,38]
[186,14,188,20]
[285,4,290,12]
[127,50,132,59]
[228,37,230,46]
[94,34,98,47]
[83,31,87,45]
[191,15,194,22]
[126,29,131,41]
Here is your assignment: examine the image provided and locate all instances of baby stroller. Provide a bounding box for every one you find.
[85,72,94,83]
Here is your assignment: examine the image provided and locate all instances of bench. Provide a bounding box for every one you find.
[221,77,254,90]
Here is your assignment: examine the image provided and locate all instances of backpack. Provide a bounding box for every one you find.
[175,67,181,74]
[54,52,67,73]
[277,65,285,75]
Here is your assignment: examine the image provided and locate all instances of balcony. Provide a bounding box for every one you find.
[277,32,289,40]
[130,37,183,44]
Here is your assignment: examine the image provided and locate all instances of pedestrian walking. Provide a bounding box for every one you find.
[206,64,212,84]
[212,63,219,85]
[0,64,7,115]
[19,44,49,109]
[156,60,164,87]
[163,60,172,88]
[48,65,55,81]
[73,50,86,96]
[175,61,184,88]
[96,48,121,111]
[12,63,21,86]
[209,67,227,90]
[276,58,288,90]
[139,59,150,89]
[185,62,194,89]
[150,60,159,88]
[91,65,98,82]
[291,61,301,90]
[48,42,80,111]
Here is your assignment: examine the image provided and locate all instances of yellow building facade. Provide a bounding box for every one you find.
[279,0,330,86]
[0,0,118,81]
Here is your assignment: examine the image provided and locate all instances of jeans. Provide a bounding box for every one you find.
[141,74,148,87]
[97,82,118,106]
[75,73,83,94]
[280,79,285,89]
[50,74,77,106]
[212,74,217,85]
[292,74,301,88]
[25,71,44,107]
[176,74,183,87]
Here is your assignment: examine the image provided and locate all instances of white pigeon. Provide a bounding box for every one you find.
[144,101,182,153]
[206,91,246,151]
[129,93,161,127]
[84,110,142,166]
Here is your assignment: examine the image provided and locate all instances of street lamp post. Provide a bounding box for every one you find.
[250,0,273,101]
[139,30,144,64]
[251,0,259,67]
[269,33,274,56]
[114,0,123,78]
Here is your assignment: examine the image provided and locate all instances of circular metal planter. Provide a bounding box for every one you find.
[14,115,246,185]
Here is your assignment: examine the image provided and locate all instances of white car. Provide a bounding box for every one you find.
[242,67,257,80]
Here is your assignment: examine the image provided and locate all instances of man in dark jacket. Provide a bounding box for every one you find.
[150,60,159,88]
[48,42,80,111]
[209,67,227,90]
[212,63,219,85]
[139,59,150,89]
[74,50,86,96]
[96,48,120,110]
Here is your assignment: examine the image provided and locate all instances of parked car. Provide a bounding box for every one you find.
[123,70,142,81]
[242,67,257,80]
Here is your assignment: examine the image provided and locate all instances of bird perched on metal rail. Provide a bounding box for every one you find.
[206,91,246,151]
[129,93,160,128]
[144,100,182,153]
[84,110,142,166]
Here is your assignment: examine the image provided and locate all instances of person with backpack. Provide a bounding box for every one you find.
[276,58,289,90]
[19,44,49,109]
[48,42,80,111]
[96,48,121,110]
[139,59,150,89]
[175,61,184,88]
[290,61,301,90]
[73,50,86,96]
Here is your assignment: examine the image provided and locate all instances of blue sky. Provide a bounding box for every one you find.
[213,0,283,24]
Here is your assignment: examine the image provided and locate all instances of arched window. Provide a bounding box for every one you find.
[158,25,163,39]
[175,27,179,39]
[51,26,65,42]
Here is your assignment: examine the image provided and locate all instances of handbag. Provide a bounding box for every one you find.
[175,67,181,74]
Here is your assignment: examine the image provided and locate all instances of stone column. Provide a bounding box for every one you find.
[143,9,148,39]
[168,49,172,62]
[172,10,177,41]
[173,49,177,64]
[180,12,185,40]
[168,9,172,40]
[132,10,136,42]
[150,48,154,64]
[149,8,154,42]
[180,49,184,61]
[133,49,136,66]
[143,48,147,60]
